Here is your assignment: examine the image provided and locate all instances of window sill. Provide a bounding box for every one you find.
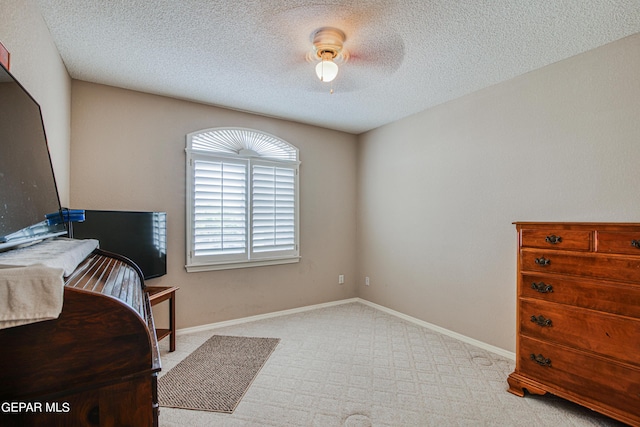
[185,256,300,272]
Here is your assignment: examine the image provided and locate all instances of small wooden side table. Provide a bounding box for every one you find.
[146,286,179,352]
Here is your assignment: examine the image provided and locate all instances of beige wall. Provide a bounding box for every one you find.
[357,33,640,352]
[0,0,72,205]
[70,81,358,328]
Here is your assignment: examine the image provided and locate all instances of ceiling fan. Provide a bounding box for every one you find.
[302,24,405,94]
[262,4,405,94]
[309,27,349,83]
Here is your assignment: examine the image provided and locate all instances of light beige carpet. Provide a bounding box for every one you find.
[158,335,280,413]
[158,302,626,426]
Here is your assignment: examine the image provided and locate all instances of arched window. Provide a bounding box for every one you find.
[185,128,300,272]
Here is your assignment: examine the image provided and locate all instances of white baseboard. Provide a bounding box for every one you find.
[176,298,360,335]
[176,297,515,361]
[356,298,515,360]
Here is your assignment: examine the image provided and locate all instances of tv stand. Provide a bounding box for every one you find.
[146,286,179,352]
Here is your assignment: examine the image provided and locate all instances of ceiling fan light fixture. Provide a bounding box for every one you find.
[315,51,339,82]
[311,27,346,84]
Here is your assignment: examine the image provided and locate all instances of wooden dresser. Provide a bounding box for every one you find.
[508,222,640,426]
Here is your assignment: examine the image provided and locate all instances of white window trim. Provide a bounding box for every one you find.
[185,128,300,272]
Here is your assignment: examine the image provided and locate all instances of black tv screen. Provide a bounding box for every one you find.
[71,210,167,280]
[0,63,66,250]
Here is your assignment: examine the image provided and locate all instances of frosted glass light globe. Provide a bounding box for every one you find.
[315,59,339,82]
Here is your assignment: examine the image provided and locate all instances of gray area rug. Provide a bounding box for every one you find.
[158,335,280,413]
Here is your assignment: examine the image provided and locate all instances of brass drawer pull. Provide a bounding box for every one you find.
[545,235,562,245]
[530,315,552,327]
[534,257,551,266]
[531,282,553,293]
[530,353,552,367]
[631,240,640,249]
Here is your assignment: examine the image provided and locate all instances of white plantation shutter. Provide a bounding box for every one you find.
[192,159,247,260]
[251,163,296,256]
[186,128,299,271]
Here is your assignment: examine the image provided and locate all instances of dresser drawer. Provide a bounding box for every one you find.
[597,231,640,255]
[519,298,640,365]
[520,274,640,318]
[520,229,592,251]
[518,336,640,421]
[521,249,640,283]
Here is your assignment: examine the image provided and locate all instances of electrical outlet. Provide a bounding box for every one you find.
[365,276,370,286]
[338,274,344,284]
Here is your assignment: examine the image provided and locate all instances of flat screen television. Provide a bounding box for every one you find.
[71,210,167,280]
[0,62,67,251]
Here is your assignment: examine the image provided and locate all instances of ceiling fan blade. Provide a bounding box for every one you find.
[346,32,405,73]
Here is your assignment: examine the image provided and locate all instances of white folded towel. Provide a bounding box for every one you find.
[0,237,99,276]
[0,264,65,329]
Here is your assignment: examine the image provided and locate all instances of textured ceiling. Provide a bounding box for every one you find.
[35,0,640,134]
